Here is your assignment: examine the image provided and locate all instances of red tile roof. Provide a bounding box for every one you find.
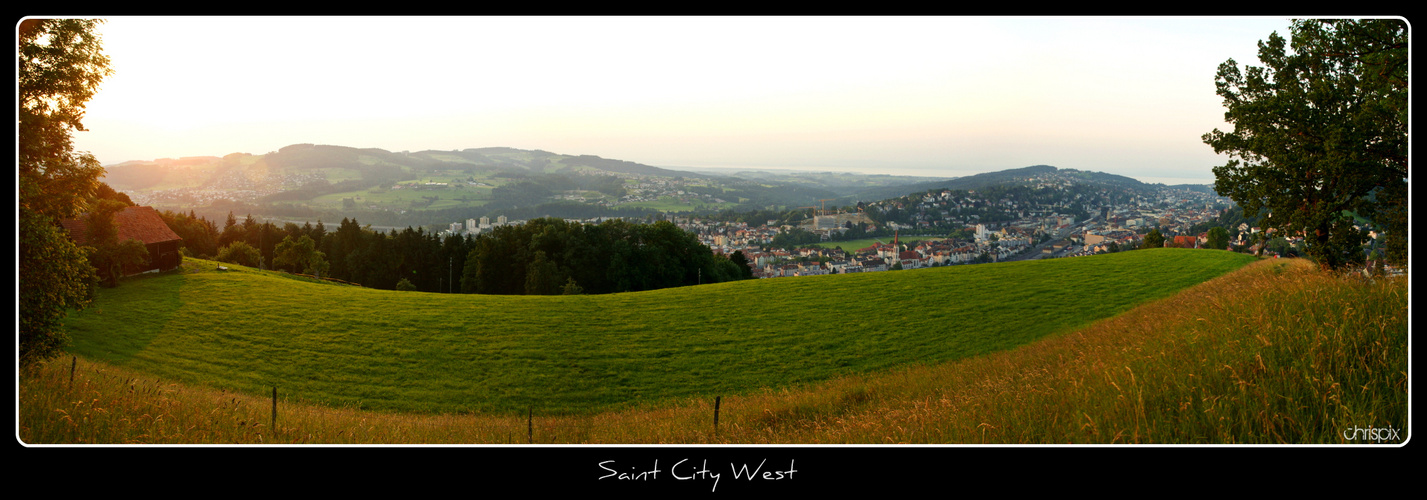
[61,206,182,246]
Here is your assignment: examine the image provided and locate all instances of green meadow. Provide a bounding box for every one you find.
[618,195,741,212]
[810,236,943,251]
[61,249,1256,415]
[313,184,493,211]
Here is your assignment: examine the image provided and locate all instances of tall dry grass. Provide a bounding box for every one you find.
[691,257,1407,444]
[20,258,1406,445]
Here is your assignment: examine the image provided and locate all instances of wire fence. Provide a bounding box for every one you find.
[272,270,363,287]
[35,358,730,444]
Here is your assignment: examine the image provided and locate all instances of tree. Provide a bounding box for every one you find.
[1206,226,1231,250]
[561,277,584,295]
[93,182,134,206]
[84,199,149,287]
[19,210,98,366]
[524,250,563,295]
[274,234,330,277]
[1265,236,1300,258]
[158,209,219,258]
[1203,19,1407,270]
[729,250,755,280]
[395,278,418,292]
[18,19,113,366]
[19,19,113,221]
[88,239,149,288]
[216,241,263,268]
[1142,229,1165,249]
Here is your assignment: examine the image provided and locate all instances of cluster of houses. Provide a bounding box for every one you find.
[725,224,1038,278]
[1059,229,1144,257]
[126,170,325,207]
[425,179,1252,280]
[615,177,727,206]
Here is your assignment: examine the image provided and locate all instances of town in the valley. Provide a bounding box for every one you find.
[433,176,1268,279]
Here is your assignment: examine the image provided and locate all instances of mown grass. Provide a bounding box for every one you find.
[56,249,1254,416]
[809,236,941,251]
[22,257,1404,444]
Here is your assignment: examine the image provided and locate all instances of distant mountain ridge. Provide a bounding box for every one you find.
[845,164,1201,202]
[99,144,1216,227]
[105,144,1205,193]
[103,144,719,185]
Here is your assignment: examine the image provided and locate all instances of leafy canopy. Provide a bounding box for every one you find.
[217,241,263,268]
[19,19,113,221]
[274,234,331,277]
[84,200,150,287]
[19,210,98,365]
[1142,229,1165,249]
[18,18,113,365]
[1206,226,1231,250]
[1203,19,1407,269]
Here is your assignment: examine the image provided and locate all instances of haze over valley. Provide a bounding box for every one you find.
[73,17,1300,189]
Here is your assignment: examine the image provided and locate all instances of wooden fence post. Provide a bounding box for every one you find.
[714,396,721,436]
[69,356,77,388]
[272,386,278,432]
[527,408,533,444]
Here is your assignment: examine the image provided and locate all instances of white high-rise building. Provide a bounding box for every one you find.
[467,219,477,232]
[479,216,490,228]
[497,215,507,226]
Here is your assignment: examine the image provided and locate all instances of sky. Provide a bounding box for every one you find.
[62,16,1314,185]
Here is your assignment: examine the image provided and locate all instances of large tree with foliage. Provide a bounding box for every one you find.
[1206,226,1231,250]
[1142,228,1165,249]
[1203,19,1407,270]
[19,19,112,220]
[18,210,98,366]
[215,241,263,268]
[274,234,330,277]
[18,19,114,366]
[83,199,150,287]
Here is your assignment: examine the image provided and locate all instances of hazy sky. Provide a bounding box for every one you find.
[64,16,1312,184]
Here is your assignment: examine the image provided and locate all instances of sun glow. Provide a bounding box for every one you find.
[71,16,1293,183]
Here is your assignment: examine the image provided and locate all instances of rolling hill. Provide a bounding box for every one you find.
[98,144,1213,230]
[844,164,1183,202]
[60,248,1257,415]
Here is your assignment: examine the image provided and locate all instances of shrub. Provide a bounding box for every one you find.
[216,241,262,268]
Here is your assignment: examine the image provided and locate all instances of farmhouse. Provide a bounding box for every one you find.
[61,205,184,275]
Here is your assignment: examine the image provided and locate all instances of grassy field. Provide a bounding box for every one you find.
[810,236,943,251]
[314,167,366,183]
[21,256,1405,444]
[313,184,493,211]
[307,169,510,211]
[55,249,1254,416]
[617,196,741,212]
